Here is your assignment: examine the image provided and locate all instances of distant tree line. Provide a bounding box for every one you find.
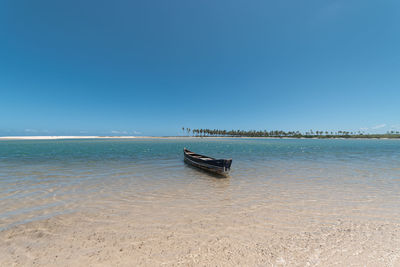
[181,127,400,138]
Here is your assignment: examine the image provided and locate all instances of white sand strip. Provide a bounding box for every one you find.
[0,136,143,140]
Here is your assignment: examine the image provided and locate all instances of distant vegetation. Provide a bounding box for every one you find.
[181,127,400,139]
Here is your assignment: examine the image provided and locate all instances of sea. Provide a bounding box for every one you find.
[1,138,400,231]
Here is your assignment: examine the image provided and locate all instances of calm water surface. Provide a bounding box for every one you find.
[1,138,400,231]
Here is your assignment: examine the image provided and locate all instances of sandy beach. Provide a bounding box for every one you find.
[0,136,223,140]
[0,136,148,140]
[2,205,400,266]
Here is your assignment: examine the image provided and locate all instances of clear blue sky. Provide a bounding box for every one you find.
[1,0,399,136]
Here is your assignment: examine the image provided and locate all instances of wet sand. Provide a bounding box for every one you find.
[2,199,400,266]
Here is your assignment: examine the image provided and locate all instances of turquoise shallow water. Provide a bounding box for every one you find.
[1,138,400,230]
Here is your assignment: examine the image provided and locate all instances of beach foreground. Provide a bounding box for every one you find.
[2,207,400,266]
[1,138,400,266]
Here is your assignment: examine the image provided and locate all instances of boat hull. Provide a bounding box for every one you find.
[183,148,232,175]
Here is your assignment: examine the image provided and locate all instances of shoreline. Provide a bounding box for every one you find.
[0,136,399,140]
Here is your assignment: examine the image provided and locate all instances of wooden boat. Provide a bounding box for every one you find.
[183,148,232,175]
